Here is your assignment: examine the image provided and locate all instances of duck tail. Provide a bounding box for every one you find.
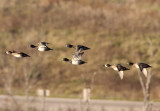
[48,48,53,51]
[125,67,130,70]
[26,55,31,57]
[27,55,31,57]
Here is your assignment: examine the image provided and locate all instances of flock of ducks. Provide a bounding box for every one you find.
[6,42,53,58]
[6,42,152,80]
[62,44,90,65]
[105,63,151,80]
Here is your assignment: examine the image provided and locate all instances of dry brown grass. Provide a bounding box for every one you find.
[0,0,159,100]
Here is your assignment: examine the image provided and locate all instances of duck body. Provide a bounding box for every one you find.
[105,64,129,80]
[30,42,53,51]
[62,51,86,65]
[137,63,151,70]
[71,59,86,65]
[6,51,30,58]
[128,62,151,77]
[37,46,53,51]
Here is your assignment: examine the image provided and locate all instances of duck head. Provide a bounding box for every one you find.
[127,62,134,66]
[65,44,73,48]
[104,64,111,67]
[62,58,70,62]
[6,51,12,55]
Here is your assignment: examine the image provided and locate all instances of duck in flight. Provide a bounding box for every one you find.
[62,51,87,65]
[105,64,129,80]
[30,42,53,51]
[6,51,30,58]
[127,62,151,77]
[65,44,90,52]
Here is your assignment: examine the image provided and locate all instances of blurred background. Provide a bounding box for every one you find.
[0,0,160,103]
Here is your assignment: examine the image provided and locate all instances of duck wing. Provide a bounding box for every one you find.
[41,42,49,45]
[117,64,129,71]
[120,66,129,71]
[139,63,151,68]
[72,52,84,61]
[118,71,124,80]
[138,63,150,77]
[142,68,148,77]
[76,45,90,52]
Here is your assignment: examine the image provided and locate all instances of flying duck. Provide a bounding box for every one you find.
[6,51,30,58]
[65,44,90,52]
[105,64,129,80]
[62,51,87,65]
[30,42,53,51]
[127,62,151,77]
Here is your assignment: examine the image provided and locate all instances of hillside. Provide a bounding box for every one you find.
[0,0,160,101]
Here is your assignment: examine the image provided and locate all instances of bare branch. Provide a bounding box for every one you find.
[137,71,146,96]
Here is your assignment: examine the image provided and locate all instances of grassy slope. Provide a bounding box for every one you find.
[0,0,160,101]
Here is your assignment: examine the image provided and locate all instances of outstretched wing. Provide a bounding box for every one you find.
[72,52,84,61]
[139,63,150,77]
[118,71,124,80]
[142,68,148,77]
[76,45,90,52]
[39,42,49,47]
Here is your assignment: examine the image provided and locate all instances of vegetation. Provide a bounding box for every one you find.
[0,0,160,101]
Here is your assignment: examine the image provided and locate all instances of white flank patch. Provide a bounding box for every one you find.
[72,60,79,65]
[142,68,148,77]
[14,54,21,58]
[118,71,124,80]
[113,67,118,71]
[38,47,46,51]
